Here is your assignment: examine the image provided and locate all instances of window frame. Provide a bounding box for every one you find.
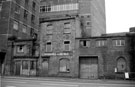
[25,0,29,6]
[24,10,28,20]
[32,1,36,11]
[40,5,51,13]
[114,39,125,46]
[116,57,127,72]
[59,58,70,73]
[31,14,35,24]
[14,4,20,14]
[63,40,71,51]
[22,24,27,33]
[46,24,53,34]
[46,41,52,52]
[96,40,107,47]
[13,20,19,30]
[16,45,24,53]
[30,60,36,70]
[22,60,29,69]
[80,40,90,48]
[64,22,71,34]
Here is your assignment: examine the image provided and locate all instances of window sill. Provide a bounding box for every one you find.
[63,51,71,52]
[115,72,125,74]
[63,32,71,34]
[59,71,70,73]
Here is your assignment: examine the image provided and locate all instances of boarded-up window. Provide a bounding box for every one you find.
[117,57,127,72]
[22,61,29,69]
[46,24,53,34]
[64,22,71,33]
[30,61,36,70]
[59,58,70,72]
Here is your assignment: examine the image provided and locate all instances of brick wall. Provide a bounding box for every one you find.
[75,36,131,79]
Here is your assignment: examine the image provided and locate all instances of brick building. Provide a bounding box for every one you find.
[75,33,134,79]
[40,0,106,37]
[13,39,39,76]
[40,24,135,79]
[0,0,40,75]
[39,0,106,78]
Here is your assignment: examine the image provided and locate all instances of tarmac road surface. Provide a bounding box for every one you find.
[1,76,135,87]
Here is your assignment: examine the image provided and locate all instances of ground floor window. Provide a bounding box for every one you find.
[59,58,70,72]
[22,60,29,69]
[14,60,37,76]
[30,61,36,70]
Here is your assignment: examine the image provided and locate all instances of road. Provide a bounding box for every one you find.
[1,77,135,87]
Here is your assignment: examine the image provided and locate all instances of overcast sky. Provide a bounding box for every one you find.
[105,0,135,33]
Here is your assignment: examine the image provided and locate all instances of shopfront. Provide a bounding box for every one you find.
[14,58,37,76]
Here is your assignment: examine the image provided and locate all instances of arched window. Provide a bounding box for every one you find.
[59,58,70,72]
[117,57,127,72]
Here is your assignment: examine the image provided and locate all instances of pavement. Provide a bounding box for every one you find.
[1,76,135,87]
[1,75,135,84]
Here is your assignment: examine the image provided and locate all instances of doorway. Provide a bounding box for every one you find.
[79,56,98,79]
[41,58,49,76]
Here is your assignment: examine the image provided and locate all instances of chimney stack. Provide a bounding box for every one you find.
[130,27,135,32]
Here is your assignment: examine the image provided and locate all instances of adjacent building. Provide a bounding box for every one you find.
[75,32,134,79]
[39,0,135,79]
[39,0,107,78]
[0,0,40,75]
[40,0,106,37]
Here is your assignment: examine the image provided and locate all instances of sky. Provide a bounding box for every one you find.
[105,0,135,33]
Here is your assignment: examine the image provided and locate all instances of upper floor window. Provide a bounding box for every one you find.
[40,3,79,13]
[113,40,125,46]
[47,24,53,30]
[59,58,70,72]
[22,24,27,33]
[96,40,106,47]
[25,0,29,5]
[47,35,53,40]
[51,3,79,12]
[64,41,70,51]
[46,24,53,34]
[17,45,25,53]
[31,14,35,24]
[64,22,71,33]
[24,10,28,20]
[80,40,90,47]
[0,5,2,12]
[86,21,92,26]
[15,4,20,14]
[46,42,52,52]
[32,1,36,11]
[13,21,19,30]
[40,5,51,13]
[14,0,21,4]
